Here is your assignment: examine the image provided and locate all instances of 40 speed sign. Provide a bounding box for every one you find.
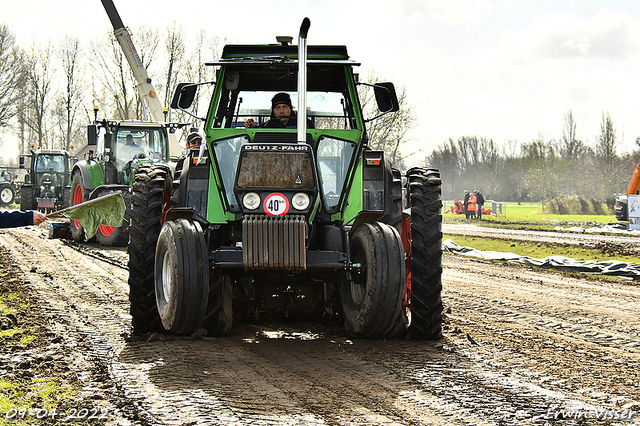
[263,193,290,216]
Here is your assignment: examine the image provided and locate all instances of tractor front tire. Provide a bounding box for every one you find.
[0,184,16,206]
[127,165,171,335]
[154,219,209,335]
[342,221,406,339]
[407,167,443,340]
[20,185,34,211]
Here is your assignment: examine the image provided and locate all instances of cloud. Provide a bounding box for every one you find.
[396,0,493,25]
[507,9,640,59]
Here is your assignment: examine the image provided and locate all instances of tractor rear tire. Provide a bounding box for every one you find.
[20,186,34,211]
[69,172,89,241]
[127,165,171,335]
[202,274,234,336]
[95,190,130,247]
[0,184,16,206]
[154,219,209,335]
[407,167,443,340]
[342,221,405,339]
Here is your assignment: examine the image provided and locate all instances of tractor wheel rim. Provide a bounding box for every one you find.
[1,188,11,203]
[161,250,172,304]
[98,224,115,237]
[73,184,83,229]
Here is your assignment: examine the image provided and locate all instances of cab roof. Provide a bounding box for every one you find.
[206,44,360,67]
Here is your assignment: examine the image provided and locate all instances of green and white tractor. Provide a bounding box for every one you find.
[20,149,73,213]
[69,118,175,246]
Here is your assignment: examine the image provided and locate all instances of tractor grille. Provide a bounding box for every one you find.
[242,215,306,271]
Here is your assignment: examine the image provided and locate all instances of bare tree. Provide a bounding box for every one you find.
[596,111,619,200]
[91,31,134,119]
[560,110,585,161]
[0,25,28,129]
[163,22,186,113]
[57,35,85,151]
[169,30,224,140]
[25,43,55,149]
[360,71,416,169]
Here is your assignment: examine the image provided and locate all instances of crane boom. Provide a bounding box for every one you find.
[100,0,181,157]
[101,0,165,122]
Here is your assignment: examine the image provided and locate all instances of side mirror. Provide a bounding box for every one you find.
[171,83,198,110]
[104,133,112,151]
[374,82,399,113]
[19,155,31,170]
[87,125,98,145]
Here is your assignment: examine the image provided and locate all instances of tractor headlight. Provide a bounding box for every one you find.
[292,193,310,211]
[243,192,261,210]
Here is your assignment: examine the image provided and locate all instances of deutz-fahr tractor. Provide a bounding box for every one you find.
[127,19,443,340]
[19,149,72,213]
[69,118,174,246]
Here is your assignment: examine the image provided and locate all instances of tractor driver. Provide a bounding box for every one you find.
[245,92,302,129]
[121,134,144,160]
[125,134,137,146]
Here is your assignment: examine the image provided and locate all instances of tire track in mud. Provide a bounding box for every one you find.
[1,227,640,425]
[441,255,640,419]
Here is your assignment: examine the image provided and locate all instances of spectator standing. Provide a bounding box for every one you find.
[463,190,470,219]
[468,191,477,219]
[474,190,485,219]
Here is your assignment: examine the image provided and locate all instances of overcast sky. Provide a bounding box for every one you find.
[4,0,640,161]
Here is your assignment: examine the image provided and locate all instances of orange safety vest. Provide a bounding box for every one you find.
[469,194,477,213]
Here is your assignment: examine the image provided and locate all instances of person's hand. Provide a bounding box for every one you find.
[32,211,47,225]
[244,118,256,128]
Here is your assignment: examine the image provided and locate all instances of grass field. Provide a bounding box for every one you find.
[443,201,619,229]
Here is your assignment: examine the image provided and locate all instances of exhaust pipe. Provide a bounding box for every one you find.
[297,18,310,144]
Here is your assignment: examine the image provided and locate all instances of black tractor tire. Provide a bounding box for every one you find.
[202,274,234,336]
[95,190,130,247]
[342,221,406,339]
[127,165,172,335]
[154,219,209,335]
[381,167,403,235]
[0,184,16,206]
[69,172,90,242]
[407,167,443,340]
[20,186,34,211]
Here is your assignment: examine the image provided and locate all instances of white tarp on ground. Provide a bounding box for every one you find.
[443,239,640,279]
[553,224,640,235]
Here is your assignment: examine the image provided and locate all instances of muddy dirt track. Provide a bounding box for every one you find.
[1,223,640,425]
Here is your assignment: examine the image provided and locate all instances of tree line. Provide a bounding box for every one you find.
[426,111,639,209]
[0,23,225,163]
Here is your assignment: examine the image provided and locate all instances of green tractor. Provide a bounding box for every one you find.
[127,19,443,339]
[20,149,72,213]
[69,119,175,246]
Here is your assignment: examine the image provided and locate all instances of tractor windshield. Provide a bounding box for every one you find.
[114,127,168,171]
[222,91,350,130]
[35,154,66,173]
[210,61,359,131]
